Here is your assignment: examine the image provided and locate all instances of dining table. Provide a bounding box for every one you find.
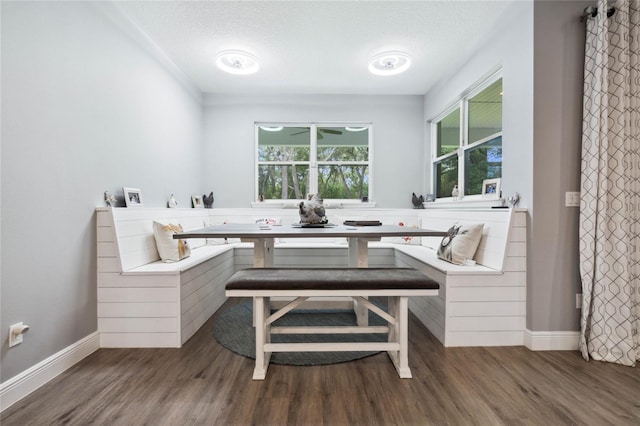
[174,222,448,268]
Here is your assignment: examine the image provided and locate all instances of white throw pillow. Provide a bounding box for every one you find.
[437,223,484,265]
[153,221,191,262]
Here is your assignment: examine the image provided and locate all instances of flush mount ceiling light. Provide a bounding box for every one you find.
[368,51,411,76]
[259,126,283,132]
[215,50,259,75]
[345,127,368,132]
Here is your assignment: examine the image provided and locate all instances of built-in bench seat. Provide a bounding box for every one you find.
[97,206,526,348]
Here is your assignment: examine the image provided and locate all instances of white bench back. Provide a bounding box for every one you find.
[107,208,211,271]
[99,207,517,272]
[418,208,513,270]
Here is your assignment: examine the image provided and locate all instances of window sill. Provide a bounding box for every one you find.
[423,198,506,209]
[250,201,377,209]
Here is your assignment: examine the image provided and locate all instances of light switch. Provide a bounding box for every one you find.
[565,192,580,207]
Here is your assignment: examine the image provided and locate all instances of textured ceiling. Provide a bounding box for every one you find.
[116,1,516,95]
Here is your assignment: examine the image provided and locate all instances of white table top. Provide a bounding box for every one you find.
[174,223,447,239]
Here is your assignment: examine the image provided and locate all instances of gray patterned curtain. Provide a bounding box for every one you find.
[579,0,639,366]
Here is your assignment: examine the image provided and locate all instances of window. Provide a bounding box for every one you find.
[256,124,371,201]
[431,73,502,199]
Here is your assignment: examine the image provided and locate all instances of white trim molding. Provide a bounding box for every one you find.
[524,330,580,351]
[0,332,100,412]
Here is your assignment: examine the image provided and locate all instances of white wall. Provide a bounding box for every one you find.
[1,2,203,381]
[423,2,534,208]
[202,94,424,208]
[423,2,537,324]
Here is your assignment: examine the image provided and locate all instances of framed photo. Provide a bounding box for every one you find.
[481,178,502,199]
[123,187,143,207]
[192,195,204,208]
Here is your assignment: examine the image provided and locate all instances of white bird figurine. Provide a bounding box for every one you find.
[104,191,117,207]
[451,185,460,200]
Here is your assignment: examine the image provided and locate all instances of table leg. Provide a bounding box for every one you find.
[349,237,371,326]
[248,238,274,268]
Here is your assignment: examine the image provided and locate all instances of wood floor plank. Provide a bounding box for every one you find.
[2,298,639,425]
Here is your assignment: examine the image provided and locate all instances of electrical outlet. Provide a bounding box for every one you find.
[576,293,583,309]
[9,322,25,347]
[565,192,580,207]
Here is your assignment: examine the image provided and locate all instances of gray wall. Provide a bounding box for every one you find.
[423,2,534,208]
[531,0,590,331]
[1,2,203,381]
[423,0,590,332]
[202,95,425,208]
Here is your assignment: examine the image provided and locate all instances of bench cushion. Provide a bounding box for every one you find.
[225,268,439,291]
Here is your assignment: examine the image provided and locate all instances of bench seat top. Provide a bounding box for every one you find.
[225,268,439,291]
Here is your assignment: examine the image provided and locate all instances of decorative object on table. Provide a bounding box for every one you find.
[203,192,214,208]
[451,185,459,200]
[507,192,520,208]
[398,221,419,243]
[191,195,204,208]
[258,194,264,202]
[104,191,117,207]
[168,194,178,208]
[481,178,502,199]
[425,194,435,202]
[298,193,327,224]
[123,187,142,207]
[411,192,425,209]
[437,223,484,265]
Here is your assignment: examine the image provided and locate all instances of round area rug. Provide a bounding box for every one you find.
[213,301,387,365]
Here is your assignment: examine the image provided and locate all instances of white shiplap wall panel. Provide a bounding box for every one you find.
[447,301,526,317]
[98,302,178,318]
[98,287,177,303]
[100,332,178,348]
[445,331,524,347]
[98,317,178,333]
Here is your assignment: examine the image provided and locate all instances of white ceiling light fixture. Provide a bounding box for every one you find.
[259,126,283,132]
[345,127,368,132]
[368,51,411,76]
[216,50,260,75]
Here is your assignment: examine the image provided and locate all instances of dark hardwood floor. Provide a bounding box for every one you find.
[2,299,639,425]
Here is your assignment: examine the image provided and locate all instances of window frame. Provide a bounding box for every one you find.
[255,122,374,204]
[430,71,503,201]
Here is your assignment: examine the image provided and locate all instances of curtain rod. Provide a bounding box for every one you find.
[581,5,616,22]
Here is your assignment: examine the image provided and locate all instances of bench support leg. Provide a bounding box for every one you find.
[253,296,271,380]
[387,296,412,378]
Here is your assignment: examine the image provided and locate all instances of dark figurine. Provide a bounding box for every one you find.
[412,192,425,209]
[203,192,214,208]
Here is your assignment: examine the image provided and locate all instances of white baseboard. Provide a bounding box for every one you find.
[524,329,580,351]
[0,332,100,412]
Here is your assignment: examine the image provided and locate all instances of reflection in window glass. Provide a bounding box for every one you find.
[435,156,458,199]
[258,127,310,161]
[436,108,460,157]
[318,165,369,199]
[258,164,309,200]
[464,136,502,195]
[468,79,502,144]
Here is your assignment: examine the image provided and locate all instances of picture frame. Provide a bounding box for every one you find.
[481,178,502,199]
[192,195,204,208]
[123,187,143,207]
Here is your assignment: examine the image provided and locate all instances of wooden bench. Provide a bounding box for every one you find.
[97,206,526,349]
[225,267,440,380]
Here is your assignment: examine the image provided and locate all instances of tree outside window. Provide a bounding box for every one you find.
[257,125,371,201]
